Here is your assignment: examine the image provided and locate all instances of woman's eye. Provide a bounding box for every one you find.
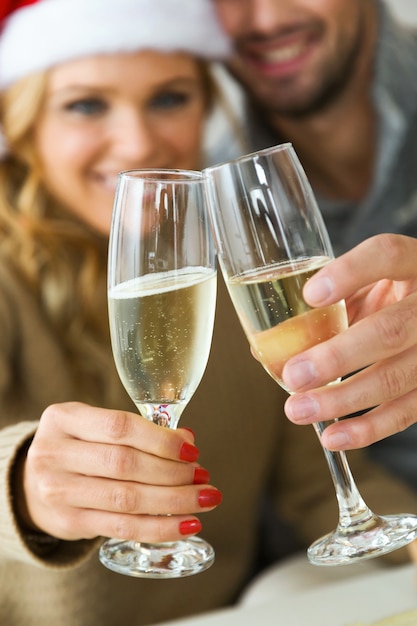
[64,98,108,116]
[150,92,191,111]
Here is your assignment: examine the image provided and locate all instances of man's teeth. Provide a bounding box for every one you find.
[260,43,304,64]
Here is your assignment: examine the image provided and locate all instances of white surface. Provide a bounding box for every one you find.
[386,0,417,24]
[239,552,385,607]
[156,559,417,626]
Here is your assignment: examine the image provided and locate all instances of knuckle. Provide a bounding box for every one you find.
[26,445,67,505]
[351,404,412,450]
[166,461,190,486]
[166,491,187,515]
[378,367,407,399]
[112,517,138,542]
[40,403,60,422]
[104,445,135,476]
[55,511,79,539]
[376,357,417,402]
[38,404,61,434]
[333,388,367,420]
[103,411,133,442]
[150,520,170,543]
[111,516,171,544]
[343,414,378,450]
[26,442,47,471]
[36,475,61,504]
[392,405,416,434]
[40,402,76,428]
[322,341,346,378]
[110,485,139,514]
[374,314,409,351]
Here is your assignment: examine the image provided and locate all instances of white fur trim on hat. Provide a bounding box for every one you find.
[0,0,231,89]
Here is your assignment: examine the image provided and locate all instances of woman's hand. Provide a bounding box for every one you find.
[19,402,221,543]
[282,234,417,451]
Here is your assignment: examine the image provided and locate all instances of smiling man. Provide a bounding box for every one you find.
[212,0,417,493]
[212,0,382,208]
[215,0,373,116]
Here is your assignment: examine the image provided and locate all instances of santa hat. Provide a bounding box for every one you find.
[0,0,231,90]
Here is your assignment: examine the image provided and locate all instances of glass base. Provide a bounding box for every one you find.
[99,537,215,578]
[308,513,417,566]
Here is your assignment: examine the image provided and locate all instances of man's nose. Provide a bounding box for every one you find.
[248,0,287,33]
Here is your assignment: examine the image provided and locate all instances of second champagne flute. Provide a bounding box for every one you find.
[100,169,217,578]
[204,143,417,566]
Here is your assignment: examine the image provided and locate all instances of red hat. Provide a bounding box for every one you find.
[0,1,39,22]
[0,0,231,89]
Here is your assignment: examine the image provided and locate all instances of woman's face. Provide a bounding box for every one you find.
[33,51,208,234]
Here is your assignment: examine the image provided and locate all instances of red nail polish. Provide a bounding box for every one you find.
[179,519,202,536]
[181,427,196,439]
[193,467,210,484]
[180,441,200,462]
[198,488,223,508]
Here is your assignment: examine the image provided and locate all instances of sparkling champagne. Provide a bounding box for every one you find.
[227,257,347,390]
[109,266,216,424]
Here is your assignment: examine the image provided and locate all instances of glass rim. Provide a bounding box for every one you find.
[118,168,205,183]
[203,142,294,174]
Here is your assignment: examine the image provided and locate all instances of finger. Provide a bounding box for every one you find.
[39,402,198,462]
[285,343,417,424]
[318,387,417,451]
[28,438,209,486]
[35,474,222,517]
[34,477,222,542]
[304,234,417,306]
[282,293,417,391]
[74,510,205,544]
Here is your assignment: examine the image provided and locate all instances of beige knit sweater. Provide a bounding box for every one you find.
[0,262,416,626]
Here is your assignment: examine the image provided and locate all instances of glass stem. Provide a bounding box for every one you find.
[313,421,376,530]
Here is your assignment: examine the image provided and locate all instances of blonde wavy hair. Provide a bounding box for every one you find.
[0,72,117,399]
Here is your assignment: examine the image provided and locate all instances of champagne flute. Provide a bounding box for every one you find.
[100,169,217,578]
[204,143,417,566]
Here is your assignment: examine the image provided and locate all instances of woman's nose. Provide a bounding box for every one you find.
[111,110,159,164]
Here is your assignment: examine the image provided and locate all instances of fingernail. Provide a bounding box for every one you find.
[181,427,195,439]
[304,275,334,304]
[180,442,200,462]
[284,359,316,390]
[198,488,223,508]
[193,467,210,484]
[285,395,320,423]
[324,431,351,450]
[179,519,202,536]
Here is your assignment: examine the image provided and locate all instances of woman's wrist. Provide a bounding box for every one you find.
[11,435,59,551]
